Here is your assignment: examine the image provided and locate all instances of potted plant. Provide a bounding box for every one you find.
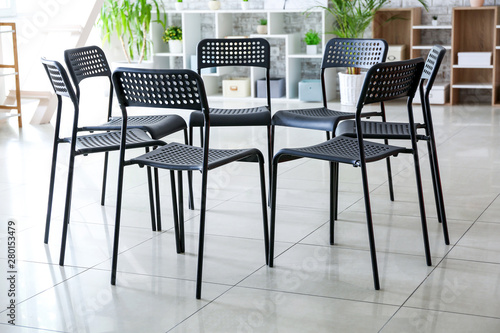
[163,25,183,54]
[175,0,183,11]
[208,0,221,10]
[432,15,438,26]
[98,0,166,64]
[308,0,429,105]
[304,29,321,55]
[241,0,249,10]
[257,19,267,34]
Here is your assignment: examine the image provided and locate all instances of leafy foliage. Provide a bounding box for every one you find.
[304,29,321,45]
[163,26,183,42]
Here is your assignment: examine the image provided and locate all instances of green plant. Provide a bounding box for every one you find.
[259,19,267,25]
[177,0,182,2]
[433,15,438,20]
[98,0,166,64]
[243,0,248,2]
[162,26,182,42]
[304,29,321,45]
[308,0,429,74]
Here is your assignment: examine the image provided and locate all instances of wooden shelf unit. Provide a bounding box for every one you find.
[451,6,500,105]
[0,22,21,127]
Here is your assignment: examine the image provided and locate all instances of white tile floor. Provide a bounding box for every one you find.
[1,97,500,332]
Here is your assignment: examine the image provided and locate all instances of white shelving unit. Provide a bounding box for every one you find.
[151,8,334,100]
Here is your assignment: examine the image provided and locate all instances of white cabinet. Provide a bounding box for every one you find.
[151,9,334,100]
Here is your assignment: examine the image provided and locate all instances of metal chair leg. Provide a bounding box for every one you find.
[184,128,194,210]
[111,152,126,286]
[100,152,109,206]
[170,171,183,254]
[154,167,162,231]
[269,156,280,267]
[195,168,209,299]
[177,171,185,253]
[59,149,77,266]
[145,148,157,232]
[44,141,60,244]
[257,155,269,265]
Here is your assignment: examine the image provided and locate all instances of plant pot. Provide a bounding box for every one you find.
[208,0,221,10]
[306,44,318,55]
[431,19,438,26]
[257,25,267,34]
[169,40,183,54]
[338,72,366,106]
[470,0,484,6]
[175,2,183,10]
[241,2,249,10]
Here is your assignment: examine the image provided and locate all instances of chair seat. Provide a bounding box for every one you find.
[131,142,262,171]
[276,136,409,166]
[272,107,380,132]
[66,129,164,156]
[81,115,187,140]
[335,120,426,140]
[189,106,271,127]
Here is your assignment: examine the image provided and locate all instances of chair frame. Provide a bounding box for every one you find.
[110,68,269,299]
[269,58,431,290]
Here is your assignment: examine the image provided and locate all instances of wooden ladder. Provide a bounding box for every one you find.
[0,22,21,127]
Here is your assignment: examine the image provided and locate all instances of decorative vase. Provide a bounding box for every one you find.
[256,25,267,35]
[470,0,484,6]
[208,0,221,10]
[175,2,183,10]
[169,40,183,54]
[306,44,317,55]
[338,72,367,106]
[241,2,249,10]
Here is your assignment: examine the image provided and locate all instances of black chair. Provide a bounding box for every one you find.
[41,58,169,266]
[63,45,192,221]
[190,38,272,178]
[335,45,449,245]
[110,68,269,299]
[272,38,389,221]
[269,58,431,290]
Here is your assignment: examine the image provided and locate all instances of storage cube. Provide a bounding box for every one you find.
[190,55,216,74]
[256,78,286,98]
[222,77,251,97]
[413,83,449,105]
[457,52,491,66]
[387,45,406,62]
[298,79,322,102]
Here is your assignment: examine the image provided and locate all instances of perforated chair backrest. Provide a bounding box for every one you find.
[64,46,111,85]
[421,45,446,91]
[112,67,208,116]
[322,38,388,70]
[358,58,424,109]
[197,38,270,70]
[41,58,78,102]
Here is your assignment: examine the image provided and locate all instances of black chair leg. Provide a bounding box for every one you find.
[100,152,109,206]
[257,156,269,265]
[154,167,162,231]
[184,128,195,210]
[169,171,183,254]
[44,142,60,244]
[177,171,185,253]
[427,140,443,223]
[145,148,157,232]
[195,168,209,299]
[59,150,77,266]
[269,157,280,267]
[111,153,126,286]
[329,162,336,245]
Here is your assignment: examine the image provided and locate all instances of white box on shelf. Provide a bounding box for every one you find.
[223,78,251,98]
[413,83,449,104]
[256,78,286,98]
[298,79,322,102]
[457,52,492,66]
[387,45,406,62]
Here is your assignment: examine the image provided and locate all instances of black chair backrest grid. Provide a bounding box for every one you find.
[64,46,111,85]
[41,58,77,101]
[421,45,446,91]
[358,58,424,108]
[322,38,388,70]
[112,68,208,115]
[197,38,270,69]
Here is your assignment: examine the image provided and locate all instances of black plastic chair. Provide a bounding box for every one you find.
[272,38,389,221]
[269,58,431,290]
[41,58,169,266]
[190,38,272,178]
[63,45,192,219]
[335,45,449,245]
[110,68,269,299]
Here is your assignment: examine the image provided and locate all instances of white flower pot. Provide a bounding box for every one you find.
[175,2,183,10]
[306,44,317,55]
[169,40,183,54]
[431,19,438,26]
[241,2,249,10]
[208,0,221,10]
[256,25,267,35]
[338,72,367,106]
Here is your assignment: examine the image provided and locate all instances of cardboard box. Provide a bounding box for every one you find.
[413,83,449,104]
[387,45,406,62]
[298,79,322,102]
[223,77,251,97]
[256,78,286,98]
[458,52,491,66]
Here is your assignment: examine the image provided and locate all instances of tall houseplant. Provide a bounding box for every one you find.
[98,0,166,64]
